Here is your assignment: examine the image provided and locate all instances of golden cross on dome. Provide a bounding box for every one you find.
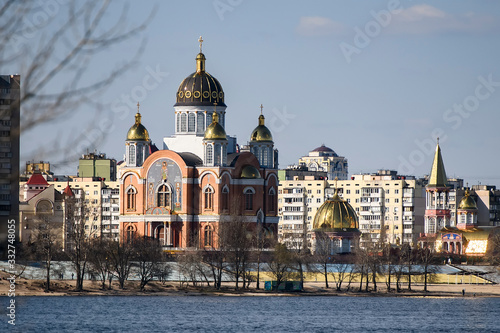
[137,102,140,113]
[260,104,263,115]
[198,36,203,53]
[334,176,339,194]
[437,137,439,144]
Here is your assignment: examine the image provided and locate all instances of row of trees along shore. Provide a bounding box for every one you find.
[16,212,500,293]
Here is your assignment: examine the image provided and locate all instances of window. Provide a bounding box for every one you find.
[222,186,229,211]
[346,189,351,194]
[176,113,181,132]
[316,198,321,203]
[269,188,276,212]
[204,225,213,247]
[386,198,390,203]
[188,113,195,132]
[204,187,214,210]
[206,145,213,165]
[94,191,98,195]
[395,189,399,194]
[395,199,399,203]
[157,185,171,209]
[386,189,390,194]
[180,113,187,132]
[129,145,136,165]
[197,112,205,134]
[317,190,321,194]
[244,188,254,210]
[126,187,136,210]
[126,225,135,243]
[307,190,312,194]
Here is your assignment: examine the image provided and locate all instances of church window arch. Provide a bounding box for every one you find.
[197,112,205,134]
[180,113,187,132]
[157,184,171,209]
[126,225,135,243]
[204,186,214,210]
[268,187,276,212]
[222,185,229,211]
[244,187,255,211]
[128,145,136,165]
[206,145,213,165]
[126,186,136,210]
[176,113,181,132]
[204,225,214,247]
[214,143,221,166]
[188,113,196,132]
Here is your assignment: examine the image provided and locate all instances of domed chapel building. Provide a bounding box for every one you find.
[118,38,279,249]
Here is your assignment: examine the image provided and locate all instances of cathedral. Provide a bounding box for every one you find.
[118,38,279,249]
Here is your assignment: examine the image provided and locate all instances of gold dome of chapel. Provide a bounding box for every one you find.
[250,105,273,142]
[204,112,227,140]
[127,104,150,141]
[458,188,477,210]
[313,193,359,231]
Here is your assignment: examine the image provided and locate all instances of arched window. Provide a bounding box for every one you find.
[204,225,213,247]
[180,113,187,132]
[244,188,254,211]
[262,147,268,167]
[176,113,181,132]
[137,144,143,165]
[157,185,171,209]
[206,112,212,125]
[188,113,196,132]
[126,225,135,243]
[204,186,214,210]
[214,143,221,166]
[197,112,205,134]
[126,187,136,210]
[268,187,276,212]
[128,145,136,165]
[222,186,229,211]
[206,145,213,165]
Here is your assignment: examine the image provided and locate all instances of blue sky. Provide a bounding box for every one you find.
[17,1,500,187]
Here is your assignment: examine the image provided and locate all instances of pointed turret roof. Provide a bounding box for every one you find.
[428,141,447,188]
[26,172,49,186]
[63,183,74,197]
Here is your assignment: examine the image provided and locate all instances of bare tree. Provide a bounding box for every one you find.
[133,237,168,291]
[486,232,500,267]
[108,239,134,289]
[29,215,62,292]
[251,222,274,290]
[87,238,113,290]
[0,1,154,165]
[417,247,438,292]
[331,261,353,292]
[267,243,293,289]
[311,231,332,289]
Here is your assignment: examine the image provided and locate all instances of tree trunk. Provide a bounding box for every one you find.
[324,264,329,289]
[372,269,377,292]
[45,251,51,292]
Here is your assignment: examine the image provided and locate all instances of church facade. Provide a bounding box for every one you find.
[118,39,279,249]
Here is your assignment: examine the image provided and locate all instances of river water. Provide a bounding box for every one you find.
[2,295,499,332]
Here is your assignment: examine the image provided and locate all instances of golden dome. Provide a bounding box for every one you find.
[250,114,273,142]
[204,113,226,140]
[127,112,150,141]
[313,193,359,231]
[240,165,261,179]
[459,189,477,210]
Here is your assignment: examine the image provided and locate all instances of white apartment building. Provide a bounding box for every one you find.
[278,170,426,250]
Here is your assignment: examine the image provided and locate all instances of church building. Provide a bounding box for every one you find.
[118,38,279,249]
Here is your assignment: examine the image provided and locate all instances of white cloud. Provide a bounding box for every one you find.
[388,4,498,35]
[296,16,345,36]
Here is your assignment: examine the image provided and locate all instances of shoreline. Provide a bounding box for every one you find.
[2,275,498,298]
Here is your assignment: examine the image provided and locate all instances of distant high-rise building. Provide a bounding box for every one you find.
[78,152,117,181]
[0,74,20,257]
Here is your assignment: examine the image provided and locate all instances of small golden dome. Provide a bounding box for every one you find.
[240,165,261,179]
[459,189,477,210]
[127,112,150,141]
[313,193,359,230]
[204,112,227,140]
[250,115,273,142]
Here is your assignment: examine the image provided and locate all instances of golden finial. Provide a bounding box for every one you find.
[198,36,203,53]
[437,137,439,145]
[334,176,338,192]
[260,104,263,115]
[137,102,140,113]
[135,102,141,124]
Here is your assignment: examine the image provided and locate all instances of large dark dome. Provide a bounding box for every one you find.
[174,52,226,107]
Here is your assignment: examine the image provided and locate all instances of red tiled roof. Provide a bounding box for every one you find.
[26,173,49,186]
